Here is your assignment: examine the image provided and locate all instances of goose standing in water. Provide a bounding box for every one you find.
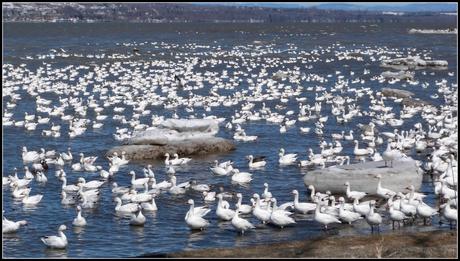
[314,198,341,230]
[387,194,407,229]
[365,200,382,233]
[291,190,316,214]
[338,197,363,225]
[41,225,68,249]
[216,194,235,221]
[269,198,296,228]
[231,207,255,234]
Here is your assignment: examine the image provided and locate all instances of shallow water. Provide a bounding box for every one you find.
[2,22,457,258]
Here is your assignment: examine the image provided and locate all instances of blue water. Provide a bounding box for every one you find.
[3,22,457,258]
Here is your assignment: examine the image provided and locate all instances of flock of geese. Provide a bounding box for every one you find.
[2,38,458,252]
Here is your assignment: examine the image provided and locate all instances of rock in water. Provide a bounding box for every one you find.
[303,158,423,194]
[108,119,235,160]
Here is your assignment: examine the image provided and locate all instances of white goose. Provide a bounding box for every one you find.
[72,206,87,227]
[173,153,191,165]
[353,140,372,156]
[382,139,402,167]
[216,194,235,221]
[129,206,146,226]
[374,174,396,199]
[278,148,297,165]
[2,217,27,233]
[78,177,104,190]
[231,169,252,184]
[338,197,363,225]
[269,198,296,228]
[22,146,40,163]
[292,190,316,214]
[114,197,139,213]
[387,194,407,229]
[41,225,68,249]
[231,207,256,234]
[185,199,210,230]
[129,171,150,187]
[252,193,271,224]
[141,196,158,211]
[365,200,382,232]
[344,181,367,201]
[314,199,341,230]
[22,192,43,205]
[235,193,253,215]
[61,147,73,161]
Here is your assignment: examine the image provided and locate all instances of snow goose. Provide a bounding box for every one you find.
[216,194,235,221]
[343,130,354,141]
[185,199,210,230]
[11,184,31,199]
[382,139,401,167]
[22,191,43,205]
[231,207,255,234]
[174,153,191,165]
[398,193,417,218]
[439,200,457,229]
[338,197,363,225]
[36,171,48,183]
[22,146,40,163]
[129,171,149,188]
[365,200,382,232]
[23,166,34,180]
[270,198,296,228]
[2,217,27,233]
[416,200,438,225]
[129,205,146,226]
[314,199,341,230]
[278,148,297,165]
[386,194,407,229]
[114,197,139,213]
[210,160,232,176]
[353,140,372,156]
[231,169,252,184]
[352,198,371,216]
[61,191,76,205]
[292,190,316,214]
[41,225,68,249]
[344,181,367,201]
[247,155,266,168]
[202,191,216,202]
[78,177,104,190]
[235,193,252,215]
[252,193,271,224]
[72,206,87,227]
[141,197,158,211]
[374,174,396,199]
[111,182,130,195]
[168,176,190,195]
[61,147,73,161]
[190,180,210,192]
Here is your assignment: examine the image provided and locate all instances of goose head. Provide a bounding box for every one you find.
[344,181,350,187]
[187,199,194,205]
[76,205,82,212]
[374,174,382,179]
[58,225,67,231]
[291,189,299,195]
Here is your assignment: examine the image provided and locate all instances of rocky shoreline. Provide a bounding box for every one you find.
[141,230,457,258]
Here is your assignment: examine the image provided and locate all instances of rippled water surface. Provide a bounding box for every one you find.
[3,22,457,258]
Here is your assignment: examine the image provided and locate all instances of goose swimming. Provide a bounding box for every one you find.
[72,206,87,227]
[41,225,68,249]
[2,217,27,233]
[185,199,210,230]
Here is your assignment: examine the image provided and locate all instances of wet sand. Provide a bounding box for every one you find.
[142,230,457,258]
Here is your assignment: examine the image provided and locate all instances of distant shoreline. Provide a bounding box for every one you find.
[141,230,457,258]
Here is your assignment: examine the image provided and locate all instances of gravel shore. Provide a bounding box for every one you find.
[141,230,457,258]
